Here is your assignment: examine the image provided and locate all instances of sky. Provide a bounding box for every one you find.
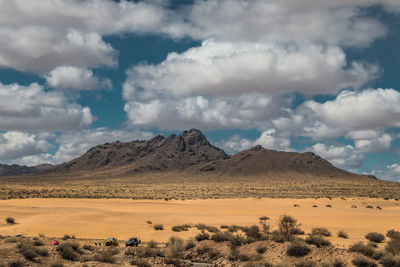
[0,0,399,181]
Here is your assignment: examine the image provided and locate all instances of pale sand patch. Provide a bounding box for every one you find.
[0,198,399,247]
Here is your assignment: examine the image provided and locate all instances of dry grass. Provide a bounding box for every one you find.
[1,171,400,199]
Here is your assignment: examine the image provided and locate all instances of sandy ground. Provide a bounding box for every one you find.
[0,198,399,248]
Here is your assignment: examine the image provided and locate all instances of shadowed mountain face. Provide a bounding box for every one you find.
[50,129,228,173]
[0,164,52,176]
[32,129,375,180]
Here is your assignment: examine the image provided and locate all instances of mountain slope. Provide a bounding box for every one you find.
[194,145,366,178]
[0,163,53,176]
[42,129,375,180]
[49,129,228,173]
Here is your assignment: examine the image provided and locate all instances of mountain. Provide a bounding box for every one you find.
[49,129,228,174]
[0,163,53,176]
[42,129,374,180]
[194,145,365,178]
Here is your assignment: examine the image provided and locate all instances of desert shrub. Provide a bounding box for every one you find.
[259,216,269,221]
[165,257,186,266]
[279,215,300,241]
[365,232,385,243]
[351,255,377,267]
[229,234,247,247]
[195,232,210,242]
[376,206,382,210]
[292,228,305,235]
[271,230,285,243]
[221,225,229,229]
[131,257,151,267]
[386,238,400,254]
[146,220,152,224]
[62,234,70,240]
[8,260,24,267]
[366,205,374,209]
[256,244,267,254]
[195,223,207,231]
[17,239,48,261]
[311,227,331,237]
[338,230,348,239]
[228,225,241,232]
[381,254,400,267]
[136,247,163,257]
[171,224,191,232]
[83,244,94,251]
[33,239,44,246]
[196,244,212,255]
[38,233,45,237]
[321,258,346,267]
[146,240,157,248]
[349,242,375,258]
[312,205,318,208]
[4,237,18,243]
[153,224,164,230]
[184,239,196,250]
[306,234,331,247]
[294,204,300,207]
[286,240,311,257]
[295,260,317,267]
[326,204,332,208]
[243,262,273,267]
[50,262,64,267]
[387,229,400,240]
[167,236,184,258]
[229,248,251,261]
[352,205,357,208]
[206,225,220,233]
[94,248,117,263]
[5,217,15,224]
[243,225,262,240]
[57,242,82,261]
[212,231,233,242]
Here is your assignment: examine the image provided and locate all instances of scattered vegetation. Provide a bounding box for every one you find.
[352,255,377,267]
[311,227,331,237]
[365,232,385,243]
[337,230,348,239]
[286,240,311,257]
[56,242,82,261]
[306,234,332,247]
[195,232,210,242]
[153,224,164,230]
[5,217,15,224]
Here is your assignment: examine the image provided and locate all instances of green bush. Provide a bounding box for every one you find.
[351,255,377,267]
[286,241,311,257]
[365,232,385,243]
[306,234,331,247]
[311,227,331,237]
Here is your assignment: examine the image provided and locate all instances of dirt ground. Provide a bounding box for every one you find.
[0,197,399,248]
